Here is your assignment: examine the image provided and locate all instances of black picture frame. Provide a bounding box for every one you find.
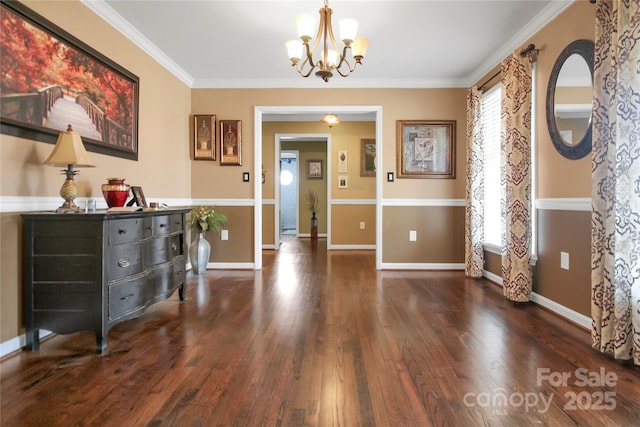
[131,186,147,208]
[0,1,140,161]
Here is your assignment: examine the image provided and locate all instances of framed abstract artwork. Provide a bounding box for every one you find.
[396,120,456,178]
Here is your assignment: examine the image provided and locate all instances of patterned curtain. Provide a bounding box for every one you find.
[465,87,484,278]
[500,51,533,302]
[591,0,640,366]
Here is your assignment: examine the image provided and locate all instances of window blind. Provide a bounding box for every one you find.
[482,85,502,247]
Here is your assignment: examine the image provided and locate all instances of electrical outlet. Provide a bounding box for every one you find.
[221,230,229,240]
[409,230,417,241]
[360,221,365,230]
[560,252,569,270]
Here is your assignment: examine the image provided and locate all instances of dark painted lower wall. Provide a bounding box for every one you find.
[382,205,465,264]
[535,209,591,316]
[483,209,591,317]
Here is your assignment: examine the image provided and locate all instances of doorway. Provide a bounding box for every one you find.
[280,150,298,237]
[253,105,383,270]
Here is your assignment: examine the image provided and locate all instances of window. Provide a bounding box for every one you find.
[482,85,502,249]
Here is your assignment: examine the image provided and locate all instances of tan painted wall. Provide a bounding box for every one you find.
[332,205,376,245]
[382,206,465,263]
[0,0,191,342]
[192,88,467,201]
[206,206,254,263]
[535,210,591,316]
[474,2,594,199]
[533,1,595,198]
[193,89,465,258]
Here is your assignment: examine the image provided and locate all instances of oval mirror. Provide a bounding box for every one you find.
[546,39,594,160]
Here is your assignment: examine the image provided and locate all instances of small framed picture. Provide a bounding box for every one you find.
[307,159,323,179]
[130,186,147,207]
[338,150,348,173]
[220,120,242,165]
[193,115,216,160]
[360,139,376,177]
[338,175,348,189]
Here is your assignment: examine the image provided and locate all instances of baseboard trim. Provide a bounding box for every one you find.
[381,198,465,207]
[531,292,591,330]
[1,330,52,359]
[328,244,376,250]
[188,261,255,271]
[535,198,591,211]
[207,262,255,270]
[482,269,590,330]
[381,263,465,270]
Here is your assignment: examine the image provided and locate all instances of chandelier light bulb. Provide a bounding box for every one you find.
[286,40,303,62]
[296,14,315,40]
[339,18,358,44]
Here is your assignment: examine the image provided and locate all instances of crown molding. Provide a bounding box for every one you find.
[465,0,576,87]
[81,0,194,87]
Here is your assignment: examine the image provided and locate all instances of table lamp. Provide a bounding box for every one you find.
[44,124,95,213]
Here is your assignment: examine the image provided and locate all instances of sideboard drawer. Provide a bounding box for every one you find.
[109,218,146,245]
[107,242,143,281]
[147,234,183,266]
[152,215,171,236]
[108,277,145,320]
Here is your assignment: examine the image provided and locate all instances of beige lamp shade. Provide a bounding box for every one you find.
[44,124,95,167]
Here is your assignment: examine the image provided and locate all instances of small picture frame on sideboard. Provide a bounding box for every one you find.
[130,186,147,207]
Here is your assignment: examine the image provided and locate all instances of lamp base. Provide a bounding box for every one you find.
[56,176,83,214]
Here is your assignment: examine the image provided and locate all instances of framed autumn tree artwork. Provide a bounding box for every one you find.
[0,1,140,160]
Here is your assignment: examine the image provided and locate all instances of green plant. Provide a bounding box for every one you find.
[187,206,227,233]
[305,189,319,214]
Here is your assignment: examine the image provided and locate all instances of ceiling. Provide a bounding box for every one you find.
[84,0,574,90]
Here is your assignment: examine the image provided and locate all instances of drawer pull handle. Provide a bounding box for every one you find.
[159,223,167,228]
[118,258,131,268]
[120,293,135,301]
[171,244,177,251]
[146,226,152,230]
[118,229,127,235]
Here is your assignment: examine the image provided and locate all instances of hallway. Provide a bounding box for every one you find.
[1,236,639,426]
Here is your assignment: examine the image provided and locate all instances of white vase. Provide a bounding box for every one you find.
[189,232,210,275]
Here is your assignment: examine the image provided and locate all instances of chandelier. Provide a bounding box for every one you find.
[286,0,369,82]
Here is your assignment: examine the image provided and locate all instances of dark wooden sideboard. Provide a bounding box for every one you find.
[21,208,190,353]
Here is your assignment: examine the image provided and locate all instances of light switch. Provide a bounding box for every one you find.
[360,222,365,230]
[409,230,417,241]
[221,230,229,240]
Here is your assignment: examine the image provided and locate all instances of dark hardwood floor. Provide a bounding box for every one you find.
[2,236,639,426]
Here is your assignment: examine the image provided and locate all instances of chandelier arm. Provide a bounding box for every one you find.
[297,54,316,78]
[324,7,341,53]
[303,41,316,69]
[334,45,352,73]
[335,59,356,77]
